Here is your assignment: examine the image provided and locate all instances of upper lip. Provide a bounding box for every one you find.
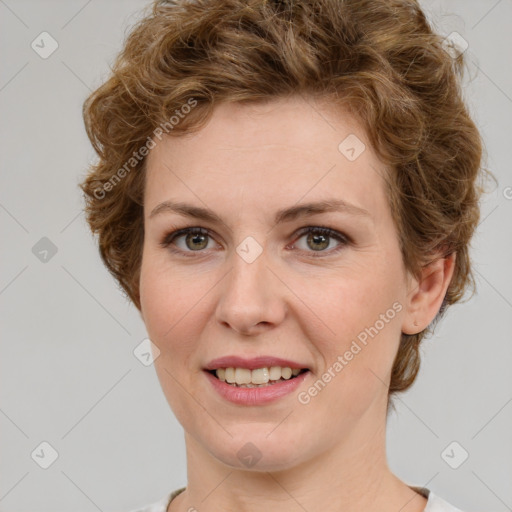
[204,356,310,371]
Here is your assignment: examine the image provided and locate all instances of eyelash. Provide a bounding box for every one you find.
[159,226,351,258]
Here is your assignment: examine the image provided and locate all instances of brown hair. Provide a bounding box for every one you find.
[79,0,488,402]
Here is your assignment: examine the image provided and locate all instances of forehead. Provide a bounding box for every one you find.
[144,96,389,223]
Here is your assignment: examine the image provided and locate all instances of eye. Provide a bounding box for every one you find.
[291,226,350,257]
[160,225,350,257]
[160,227,217,255]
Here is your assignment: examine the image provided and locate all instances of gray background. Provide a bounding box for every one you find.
[1,0,511,510]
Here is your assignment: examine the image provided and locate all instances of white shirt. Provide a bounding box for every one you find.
[125,486,465,512]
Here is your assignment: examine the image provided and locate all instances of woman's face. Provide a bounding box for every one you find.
[140,96,414,471]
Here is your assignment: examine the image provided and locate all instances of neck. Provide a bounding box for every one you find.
[169,411,427,512]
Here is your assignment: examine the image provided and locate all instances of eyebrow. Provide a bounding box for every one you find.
[149,199,371,225]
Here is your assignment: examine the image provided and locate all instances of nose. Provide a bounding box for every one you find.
[215,247,286,336]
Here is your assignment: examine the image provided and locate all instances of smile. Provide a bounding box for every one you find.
[204,368,311,405]
[210,366,308,387]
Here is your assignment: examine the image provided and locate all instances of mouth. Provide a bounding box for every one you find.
[205,367,310,388]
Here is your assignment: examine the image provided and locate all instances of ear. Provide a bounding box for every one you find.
[402,252,456,335]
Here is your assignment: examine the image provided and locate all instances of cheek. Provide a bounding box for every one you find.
[297,258,405,405]
[139,255,207,417]
[139,249,221,381]
[305,258,404,344]
[140,253,194,351]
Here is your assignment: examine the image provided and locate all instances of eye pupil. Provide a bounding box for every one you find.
[308,232,329,251]
[187,232,208,250]
[163,226,346,257]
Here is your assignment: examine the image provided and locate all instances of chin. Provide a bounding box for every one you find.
[204,429,308,472]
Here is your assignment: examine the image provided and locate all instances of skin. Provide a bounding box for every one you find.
[139,95,455,512]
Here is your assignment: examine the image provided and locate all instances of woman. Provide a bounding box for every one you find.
[80,0,486,510]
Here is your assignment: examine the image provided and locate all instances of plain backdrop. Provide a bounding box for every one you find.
[1,0,511,511]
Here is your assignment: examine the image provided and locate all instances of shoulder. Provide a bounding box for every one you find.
[123,487,186,512]
[425,492,466,512]
[123,487,467,512]
[411,486,466,512]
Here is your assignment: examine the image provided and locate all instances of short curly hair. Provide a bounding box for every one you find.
[79,0,487,401]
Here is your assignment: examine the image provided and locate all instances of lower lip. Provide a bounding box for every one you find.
[204,370,310,406]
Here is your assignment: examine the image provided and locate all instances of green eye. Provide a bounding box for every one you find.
[161,227,213,253]
[292,226,349,257]
[160,225,350,258]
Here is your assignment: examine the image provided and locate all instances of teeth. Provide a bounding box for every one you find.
[214,366,304,386]
[269,366,282,381]
[281,367,292,379]
[225,367,235,383]
[235,368,252,384]
[251,367,270,384]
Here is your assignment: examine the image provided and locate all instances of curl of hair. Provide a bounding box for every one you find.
[79,0,490,404]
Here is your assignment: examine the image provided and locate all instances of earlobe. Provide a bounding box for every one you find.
[402,252,456,335]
